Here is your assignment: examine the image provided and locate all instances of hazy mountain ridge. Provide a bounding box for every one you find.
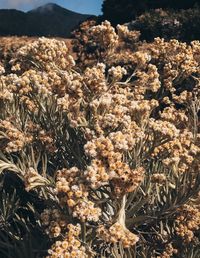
[0,3,93,37]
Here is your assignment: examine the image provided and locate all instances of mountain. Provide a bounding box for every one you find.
[0,3,93,37]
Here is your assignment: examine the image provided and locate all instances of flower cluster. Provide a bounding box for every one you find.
[84,137,145,195]
[175,204,200,243]
[41,208,68,238]
[97,222,139,248]
[0,119,32,153]
[151,173,167,184]
[10,37,75,73]
[47,224,87,258]
[117,24,140,43]
[89,20,119,53]
[56,167,101,222]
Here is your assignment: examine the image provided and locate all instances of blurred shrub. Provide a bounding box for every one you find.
[129,7,200,42]
[102,0,200,25]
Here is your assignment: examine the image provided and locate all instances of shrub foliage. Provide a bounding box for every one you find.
[0,21,200,257]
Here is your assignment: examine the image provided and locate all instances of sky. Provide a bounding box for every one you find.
[0,0,103,15]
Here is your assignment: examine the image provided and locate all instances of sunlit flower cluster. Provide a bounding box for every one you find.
[97,222,139,248]
[89,20,119,52]
[56,167,101,222]
[10,37,75,72]
[47,224,87,258]
[0,119,32,153]
[117,24,140,43]
[175,205,200,243]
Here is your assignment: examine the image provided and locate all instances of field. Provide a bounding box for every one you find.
[0,21,199,258]
[0,36,75,60]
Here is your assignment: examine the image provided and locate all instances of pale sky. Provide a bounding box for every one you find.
[0,0,103,15]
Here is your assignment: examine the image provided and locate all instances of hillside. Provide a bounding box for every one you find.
[0,3,93,37]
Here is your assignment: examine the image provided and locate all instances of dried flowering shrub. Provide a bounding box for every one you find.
[72,20,141,70]
[0,22,200,258]
[0,36,73,74]
[0,37,36,72]
[72,19,98,64]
